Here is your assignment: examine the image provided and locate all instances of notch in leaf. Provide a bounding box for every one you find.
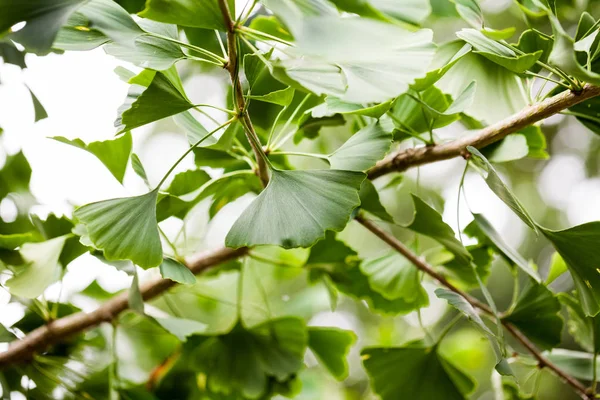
[74,190,162,268]
[226,169,365,249]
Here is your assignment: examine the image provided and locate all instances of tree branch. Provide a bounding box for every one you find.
[355,215,591,400]
[368,84,600,180]
[0,246,247,369]
[218,0,270,187]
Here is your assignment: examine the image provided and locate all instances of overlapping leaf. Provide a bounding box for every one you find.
[307,327,356,380]
[328,121,393,171]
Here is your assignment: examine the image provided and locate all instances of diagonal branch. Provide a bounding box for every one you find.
[368,84,600,179]
[355,215,591,400]
[0,246,247,369]
[218,0,270,187]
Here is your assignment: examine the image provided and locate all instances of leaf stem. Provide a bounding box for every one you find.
[269,151,329,161]
[193,104,237,115]
[146,32,226,64]
[525,71,572,89]
[219,0,270,186]
[270,93,312,150]
[156,118,235,190]
[238,26,294,47]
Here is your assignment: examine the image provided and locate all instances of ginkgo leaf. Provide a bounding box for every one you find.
[436,288,513,376]
[52,132,132,183]
[6,236,67,298]
[53,12,110,51]
[275,17,435,103]
[559,293,600,353]
[0,232,37,250]
[503,279,563,350]
[74,190,163,268]
[457,29,542,73]
[541,222,600,317]
[247,87,295,106]
[308,327,356,380]
[466,213,540,282]
[194,318,307,399]
[226,169,365,249]
[140,0,235,31]
[328,121,393,172]
[27,86,48,122]
[154,317,207,340]
[115,71,194,133]
[159,257,195,285]
[360,251,426,301]
[362,346,476,400]
[359,180,394,222]
[412,41,471,91]
[1,0,86,55]
[406,194,471,265]
[468,147,538,231]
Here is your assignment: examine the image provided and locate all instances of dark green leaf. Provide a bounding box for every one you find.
[362,346,476,400]
[1,0,85,54]
[74,190,162,268]
[165,169,211,196]
[559,293,600,353]
[359,180,394,222]
[541,222,600,316]
[226,169,365,249]
[27,86,48,122]
[503,279,563,350]
[308,327,356,380]
[116,71,194,134]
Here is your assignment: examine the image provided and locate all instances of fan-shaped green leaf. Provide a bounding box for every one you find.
[53,12,110,51]
[52,132,132,183]
[116,71,194,133]
[362,346,476,400]
[276,18,435,103]
[226,169,365,249]
[6,236,67,298]
[360,251,425,301]
[503,279,563,350]
[74,190,162,268]
[308,327,356,380]
[328,121,393,171]
[541,222,600,317]
[193,318,307,399]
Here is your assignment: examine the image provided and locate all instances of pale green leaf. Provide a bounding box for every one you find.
[452,0,483,28]
[362,346,476,400]
[160,258,196,285]
[545,349,600,382]
[226,169,365,249]
[74,190,162,268]
[129,269,145,313]
[52,132,132,183]
[307,327,356,380]
[154,317,207,340]
[6,236,67,298]
[53,12,109,51]
[247,87,295,106]
[546,252,567,284]
[412,41,472,91]
[328,121,393,171]
[131,153,150,187]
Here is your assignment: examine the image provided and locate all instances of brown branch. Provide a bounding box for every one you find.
[0,246,247,369]
[355,215,591,400]
[218,0,270,187]
[368,84,600,180]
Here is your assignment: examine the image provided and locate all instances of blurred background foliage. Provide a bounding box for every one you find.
[1,0,600,399]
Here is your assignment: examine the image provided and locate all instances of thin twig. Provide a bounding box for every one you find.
[0,247,247,369]
[368,84,600,179]
[218,0,270,187]
[355,215,591,400]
